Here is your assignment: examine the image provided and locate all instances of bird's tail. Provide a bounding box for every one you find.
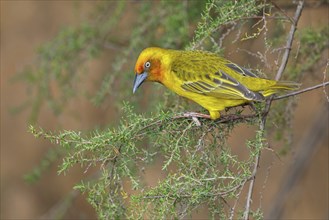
[262,81,301,97]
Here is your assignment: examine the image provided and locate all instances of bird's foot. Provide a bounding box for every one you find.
[182,112,211,119]
[182,112,211,126]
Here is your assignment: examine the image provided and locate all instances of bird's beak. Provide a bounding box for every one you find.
[133,72,148,94]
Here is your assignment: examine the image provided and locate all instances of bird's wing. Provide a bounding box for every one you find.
[180,68,264,101]
[225,63,259,78]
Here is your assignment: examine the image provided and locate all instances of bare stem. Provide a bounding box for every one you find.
[274,81,329,100]
[275,1,304,81]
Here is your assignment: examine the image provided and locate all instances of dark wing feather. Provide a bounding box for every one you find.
[225,63,259,78]
[181,70,264,101]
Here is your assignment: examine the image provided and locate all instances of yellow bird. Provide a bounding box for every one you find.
[133,47,299,120]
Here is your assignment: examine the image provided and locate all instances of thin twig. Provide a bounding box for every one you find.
[243,139,262,220]
[142,179,248,200]
[270,0,295,24]
[136,113,257,136]
[229,179,247,220]
[322,60,329,102]
[275,1,304,81]
[274,81,329,100]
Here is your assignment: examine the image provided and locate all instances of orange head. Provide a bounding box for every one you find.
[133,47,169,93]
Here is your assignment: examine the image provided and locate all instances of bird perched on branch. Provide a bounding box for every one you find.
[133,47,299,120]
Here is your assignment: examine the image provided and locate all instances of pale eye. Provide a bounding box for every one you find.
[145,61,151,68]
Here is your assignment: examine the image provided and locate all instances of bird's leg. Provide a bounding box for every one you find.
[248,102,257,112]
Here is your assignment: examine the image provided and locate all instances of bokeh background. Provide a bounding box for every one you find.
[1,1,328,219]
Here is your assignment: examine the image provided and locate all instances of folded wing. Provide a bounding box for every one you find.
[181,68,264,101]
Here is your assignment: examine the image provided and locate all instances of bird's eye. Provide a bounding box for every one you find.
[145,61,151,68]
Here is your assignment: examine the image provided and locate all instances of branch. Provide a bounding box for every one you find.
[275,0,304,81]
[243,1,304,219]
[142,179,248,200]
[270,0,295,24]
[136,113,258,137]
[243,125,262,220]
[274,81,329,100]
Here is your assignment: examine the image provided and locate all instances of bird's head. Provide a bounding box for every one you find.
[133,47,168,93]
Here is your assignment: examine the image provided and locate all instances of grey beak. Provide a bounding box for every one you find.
[133,72,148,94]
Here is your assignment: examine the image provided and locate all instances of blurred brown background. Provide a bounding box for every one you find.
[1,1,328,219]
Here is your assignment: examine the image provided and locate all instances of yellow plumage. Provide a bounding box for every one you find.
[133,47,299,120]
